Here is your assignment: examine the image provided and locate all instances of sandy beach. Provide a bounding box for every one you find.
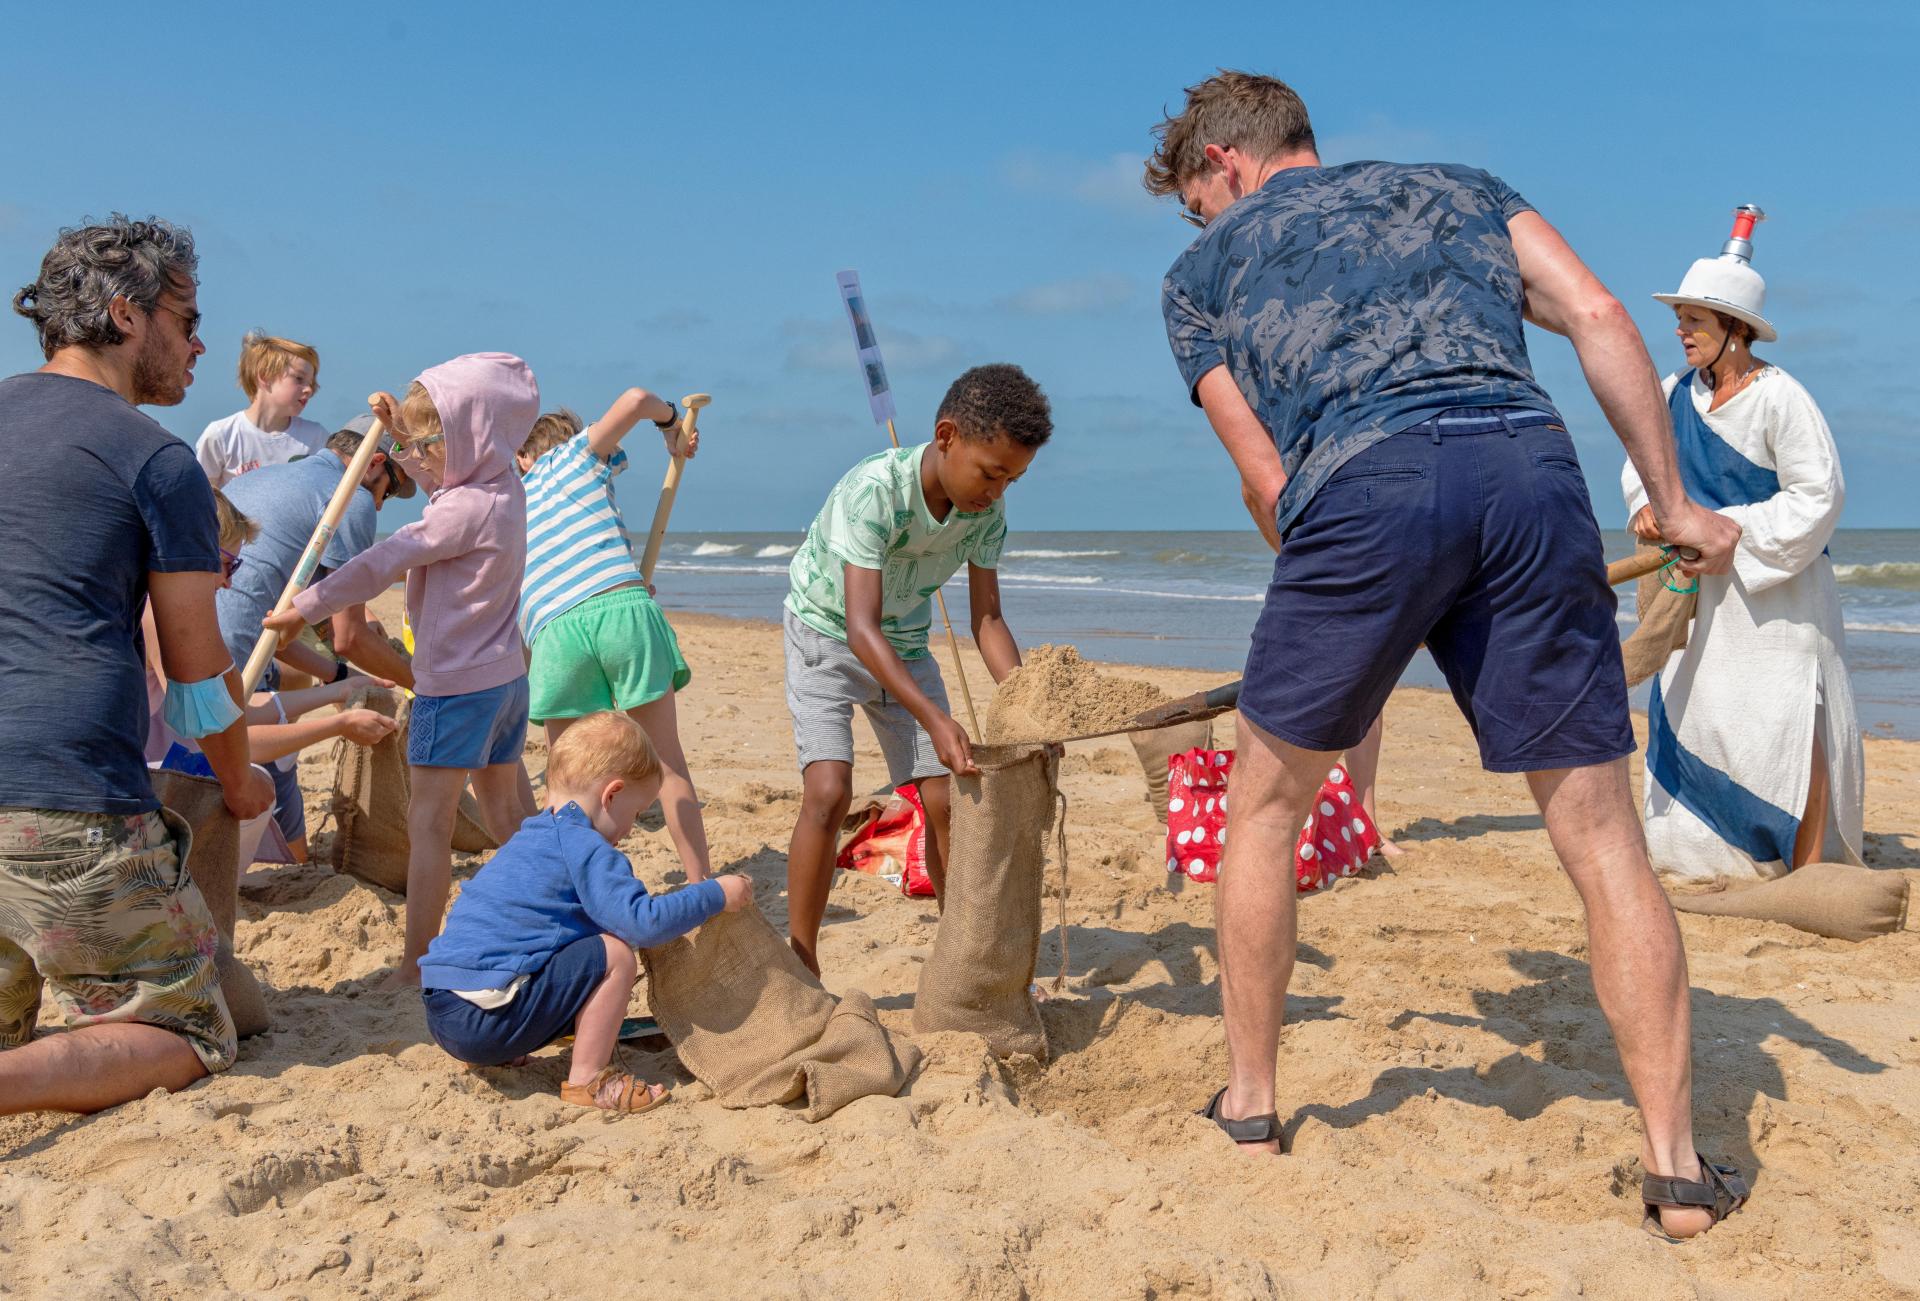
[4,594,1917,1299]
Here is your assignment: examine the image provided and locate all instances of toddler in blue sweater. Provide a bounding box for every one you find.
[420,710,751,1112]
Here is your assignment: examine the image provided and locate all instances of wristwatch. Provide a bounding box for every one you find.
[331,661,351,684]
[653,400,678,431]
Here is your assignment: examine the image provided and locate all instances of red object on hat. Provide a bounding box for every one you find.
[1165,750,1378,891]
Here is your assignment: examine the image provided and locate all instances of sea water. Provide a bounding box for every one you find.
[649,530,1920,738]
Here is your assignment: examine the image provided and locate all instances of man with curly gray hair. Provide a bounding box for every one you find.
[0,215,274,1115]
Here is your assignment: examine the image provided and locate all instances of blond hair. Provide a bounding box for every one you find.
[212,488,259,552]
[547,711,660,791]
[399,379,444,445]
[520,407,584,465]
[1143,71,1316,197]
[236,330,320,399]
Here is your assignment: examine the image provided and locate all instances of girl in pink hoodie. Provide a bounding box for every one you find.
[266,353,539,984]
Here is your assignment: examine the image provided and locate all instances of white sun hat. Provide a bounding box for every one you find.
[1653,204,1777,343]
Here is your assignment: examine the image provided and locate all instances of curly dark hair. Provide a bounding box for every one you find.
[935,363,1052,449]
[12,214,199,360]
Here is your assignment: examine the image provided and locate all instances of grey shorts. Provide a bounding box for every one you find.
[783,610,948,784]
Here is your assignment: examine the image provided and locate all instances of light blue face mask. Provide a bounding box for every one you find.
[163,668,244,739]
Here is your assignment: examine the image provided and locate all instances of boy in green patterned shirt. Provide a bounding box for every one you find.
[782,364,1053,974]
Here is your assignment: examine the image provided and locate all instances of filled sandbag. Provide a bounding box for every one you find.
[642,903,921,1121]
[1622,543,1697,687]
[1128,718,1213,823]
[328,688,497,893]
[1671,862,1910,942]
[913,744,1058,1060]
[147,768,271,1037]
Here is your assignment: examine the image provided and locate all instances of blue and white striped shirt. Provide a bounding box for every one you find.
[520,431,644,646]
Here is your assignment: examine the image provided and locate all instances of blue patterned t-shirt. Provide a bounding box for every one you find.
[1162,161,1558,538]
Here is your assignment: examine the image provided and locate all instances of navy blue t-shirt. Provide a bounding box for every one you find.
[0,372,221,814]
[1162,161,1559,538]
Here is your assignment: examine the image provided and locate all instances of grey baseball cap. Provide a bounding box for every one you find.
[339,412,417,498]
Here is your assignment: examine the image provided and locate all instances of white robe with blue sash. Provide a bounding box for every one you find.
[1621,367,1864,884]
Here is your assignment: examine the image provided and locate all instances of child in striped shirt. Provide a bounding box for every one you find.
[516,389,710,882]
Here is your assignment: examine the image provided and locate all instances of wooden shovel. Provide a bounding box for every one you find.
[239,410,387,695]
[638,393,710,585]
[1043,679,1244,744]
[1607,545,1698,587]
[1036,546,1691,745]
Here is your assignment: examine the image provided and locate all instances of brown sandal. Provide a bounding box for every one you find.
[560,1067,671,1114]
[1641,1152,1749,1241]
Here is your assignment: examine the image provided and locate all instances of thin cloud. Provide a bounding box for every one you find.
[1317,115,1448,164]
[782,318,964,374]
[997,273,1137,316]
[634,307,712,331]
[1001,150,1157,215]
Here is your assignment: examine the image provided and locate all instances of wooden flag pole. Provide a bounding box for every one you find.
[239,411,387,695]
[883,416,982,739]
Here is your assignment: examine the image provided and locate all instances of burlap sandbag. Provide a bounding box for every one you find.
[1671,862,1910,942]
[328,688,497,893]
[642,903,921,1121]
[1622,543,1697,687]
[1128,719,1213,823]
[147,768,271,1038]
[913,744,1058,1060]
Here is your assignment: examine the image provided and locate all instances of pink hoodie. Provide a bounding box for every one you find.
[295,353,537,697]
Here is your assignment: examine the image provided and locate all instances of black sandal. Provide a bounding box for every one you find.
[1198,1087,1286,1152]
[1641,1152,1749,1241]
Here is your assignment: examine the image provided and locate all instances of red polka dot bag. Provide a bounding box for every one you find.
[1165,750,1378,891]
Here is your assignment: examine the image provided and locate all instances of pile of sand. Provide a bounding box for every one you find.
[4,600,1919,1297]
[985,644,1169,743]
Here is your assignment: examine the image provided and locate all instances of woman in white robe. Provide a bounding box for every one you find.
[1622,237,1864,885]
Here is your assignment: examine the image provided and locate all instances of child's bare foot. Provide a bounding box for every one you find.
[381,965,421,992]
[467,1055,532,1071]
[560,1068,669,1113]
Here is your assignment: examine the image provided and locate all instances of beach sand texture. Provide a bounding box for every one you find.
[4,596,1919,1299]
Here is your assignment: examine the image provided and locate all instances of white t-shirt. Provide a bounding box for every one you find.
[195,410,331,488]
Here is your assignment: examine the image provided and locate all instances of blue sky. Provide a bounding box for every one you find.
[3,1,1914,532]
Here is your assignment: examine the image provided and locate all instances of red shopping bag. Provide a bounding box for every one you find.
[836,782,935,897]
[1165,750,1377,892]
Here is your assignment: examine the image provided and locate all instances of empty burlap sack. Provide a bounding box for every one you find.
[147,768,271,1037]
[913,744,1060,1060]
[1129,719,1213,823]
[328,688,497,893]
[1622,543,1697,687]
[1671,862,1910,942]
[642,903,921,1121]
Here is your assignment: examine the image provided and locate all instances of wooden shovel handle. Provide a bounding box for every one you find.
[1607,546,1695,587]
[239,410,387,695]
[638,394,711,584]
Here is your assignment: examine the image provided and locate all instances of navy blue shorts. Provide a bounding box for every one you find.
[269,760,305,843]
[1242,408,1634,773]
[421,933,609,1066]
[408,676,530,769]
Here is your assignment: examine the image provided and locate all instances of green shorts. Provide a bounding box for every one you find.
[528,585,692,722]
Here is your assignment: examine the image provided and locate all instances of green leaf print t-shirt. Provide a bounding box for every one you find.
[785,443,1007,659]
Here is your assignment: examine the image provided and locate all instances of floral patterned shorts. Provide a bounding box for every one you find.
[0,806,236,1072]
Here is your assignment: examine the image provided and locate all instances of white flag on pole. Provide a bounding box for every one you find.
[836,270,897,427]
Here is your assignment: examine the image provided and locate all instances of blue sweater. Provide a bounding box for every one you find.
[419,802,726,991]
